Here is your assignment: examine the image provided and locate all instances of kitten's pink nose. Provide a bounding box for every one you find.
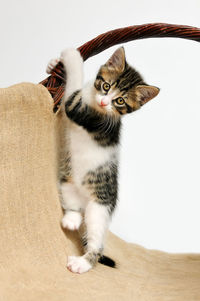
[100,99,109,106]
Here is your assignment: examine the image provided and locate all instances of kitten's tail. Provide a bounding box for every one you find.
[98,255,116,268]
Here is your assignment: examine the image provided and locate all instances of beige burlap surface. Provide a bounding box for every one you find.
[0,82,200,301]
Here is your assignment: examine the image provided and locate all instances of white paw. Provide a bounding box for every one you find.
[62,211,82,231]
[67,256,92,274]
[46,58,60,74]
[60,48,83,66]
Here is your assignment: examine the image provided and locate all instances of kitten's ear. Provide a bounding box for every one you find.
[136,85,160,106]
[105,47,125,72]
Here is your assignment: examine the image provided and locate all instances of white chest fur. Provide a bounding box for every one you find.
[68,121,117,186]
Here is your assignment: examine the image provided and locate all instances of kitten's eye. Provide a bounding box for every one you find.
[116,97,125,105]
[102,82,110,92]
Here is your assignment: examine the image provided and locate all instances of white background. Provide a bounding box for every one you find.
[1,0,200,253]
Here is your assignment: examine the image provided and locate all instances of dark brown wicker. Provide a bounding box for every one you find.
[39,23,200,112]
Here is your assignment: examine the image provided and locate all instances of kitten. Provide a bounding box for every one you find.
[47,47,160,274]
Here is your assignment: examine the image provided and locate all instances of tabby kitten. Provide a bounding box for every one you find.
[47,47,159,274]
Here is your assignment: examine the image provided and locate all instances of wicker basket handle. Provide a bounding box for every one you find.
[40,23,200,112]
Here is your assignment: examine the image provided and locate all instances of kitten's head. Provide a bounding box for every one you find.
[94,47,159,116]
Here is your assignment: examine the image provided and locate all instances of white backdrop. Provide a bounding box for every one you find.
[1,0,200,253]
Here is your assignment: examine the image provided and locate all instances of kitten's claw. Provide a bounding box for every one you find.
[67,256,92,274]
[46,58,60,74]
[62,211,82,231]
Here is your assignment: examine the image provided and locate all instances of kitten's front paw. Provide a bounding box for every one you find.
[67,256,92,274]
[60,48,83,66]
[62,211,82,231]
[46,58,59,74]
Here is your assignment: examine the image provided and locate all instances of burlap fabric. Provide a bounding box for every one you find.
[0,82,200,301]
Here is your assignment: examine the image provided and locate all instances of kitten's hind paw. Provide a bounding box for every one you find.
[67,256,92,274]
[46,58,60,74]
[62,211,82,231]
